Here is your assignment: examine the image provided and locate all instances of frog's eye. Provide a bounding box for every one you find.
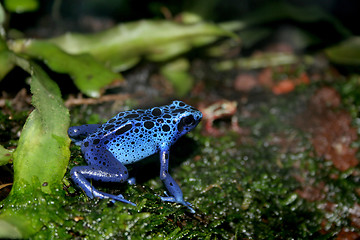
[183,115,195,126]
[177,115,196,132]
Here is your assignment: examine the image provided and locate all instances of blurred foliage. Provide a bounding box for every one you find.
[3,0,39,13]
[216,52,304,71]
[0,38,14,79]
[48,20,234,71]
[9,39,122,98]
[325,37,360,66]
[0,2,4,26]
[5,17,233,97]
[160,58,193,96]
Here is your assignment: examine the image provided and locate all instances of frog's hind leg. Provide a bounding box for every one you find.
[71,143,135,206]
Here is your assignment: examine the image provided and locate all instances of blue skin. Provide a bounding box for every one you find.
[68,100,202,213]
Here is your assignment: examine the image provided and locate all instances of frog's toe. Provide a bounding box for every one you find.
[109,194,123,203]
[159,196,175,202]
[179,201,195,213]
[111,195,136,206]
[186,204,195,214]
[127,177,136,185]
[96,192,136,206]
[114,193,124,199]
[159,196,195,213]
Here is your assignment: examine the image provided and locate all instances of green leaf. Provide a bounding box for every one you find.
[49,20,234,71]
[10,63,70,194]
[0,2,5,26]
[325,37,360,65]
[9,40,122,97]
[160,58,193,96]
[0,62,70,238]
[8,19,232,96]
[0,51,14,80]
[215,52,301,71]
[0,145,12,166]
[0,38,15,80]
[4,0,38,13]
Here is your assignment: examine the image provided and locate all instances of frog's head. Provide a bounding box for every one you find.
[171,101,202,137]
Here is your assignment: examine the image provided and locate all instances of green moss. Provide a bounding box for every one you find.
[3,79,359,238]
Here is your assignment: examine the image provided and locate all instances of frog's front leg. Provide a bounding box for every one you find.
[159,147,195,213]
[71,143,135,206]
[68,124,102,145]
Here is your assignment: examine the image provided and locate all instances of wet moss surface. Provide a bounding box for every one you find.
[2,79,353,239]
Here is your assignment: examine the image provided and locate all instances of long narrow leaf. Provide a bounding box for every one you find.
[9,40,122,97]
[49,20,234,71]
[0,62,70,238]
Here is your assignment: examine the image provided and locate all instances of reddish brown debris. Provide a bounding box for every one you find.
[234,67,310,95]
[296,87,358,171]
[295,181,326,202]
[336,228,360,240]
[258,67,274,88]
[198,99,242,136]
[272,72,310,95]
[234,73,258,92]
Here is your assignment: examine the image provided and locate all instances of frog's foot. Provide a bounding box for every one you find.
[159,192,195,213]
[127,177,136,185]
[93,191,136,206]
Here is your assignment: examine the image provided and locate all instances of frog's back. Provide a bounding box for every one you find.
[84,101,202,165]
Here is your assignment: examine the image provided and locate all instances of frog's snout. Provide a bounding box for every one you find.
[197,111,203,121]
[68,126,79,138]
[68,126,84,145]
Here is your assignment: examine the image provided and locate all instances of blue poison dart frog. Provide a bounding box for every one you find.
[68,101,202,213]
